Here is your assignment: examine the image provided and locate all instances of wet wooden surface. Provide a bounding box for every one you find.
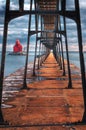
[1,53,86,129]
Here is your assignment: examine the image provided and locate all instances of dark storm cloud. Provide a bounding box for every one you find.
[0,0,86,51]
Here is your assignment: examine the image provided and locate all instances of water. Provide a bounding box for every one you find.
[63,51,86,71]
[64,51,80,68]
[0,51,86,77]
[0,51,35,76]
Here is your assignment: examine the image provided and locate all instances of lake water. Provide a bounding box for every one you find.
[0,51,86,76]
[0,51,35,76]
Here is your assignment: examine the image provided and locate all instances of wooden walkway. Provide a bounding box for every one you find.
[1,53,86,129]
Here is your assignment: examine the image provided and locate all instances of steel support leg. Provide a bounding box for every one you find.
[19,0,24,11]
[74,0,86,123]
[22,0,32,89]
[0,0,9,124]
[59,19,66,76]
[38,42,41,69]
[64,17,72,89]
[33,0,38,76]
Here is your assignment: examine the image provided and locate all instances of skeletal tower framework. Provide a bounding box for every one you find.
[0,0,86,124]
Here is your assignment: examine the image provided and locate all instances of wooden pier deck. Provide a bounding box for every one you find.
[1,53,86,129]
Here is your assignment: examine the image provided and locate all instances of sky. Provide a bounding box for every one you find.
[0,0,86,51]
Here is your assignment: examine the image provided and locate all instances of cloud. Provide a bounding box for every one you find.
[24,3,35,10]
[0,0,6,10]
[9,0,34,10]
[0,31,3,37]
[66,0,75,10]
[10,0,19,10]
[0,0,86,52]
[79,1,86,9]
[66,0,86,10]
